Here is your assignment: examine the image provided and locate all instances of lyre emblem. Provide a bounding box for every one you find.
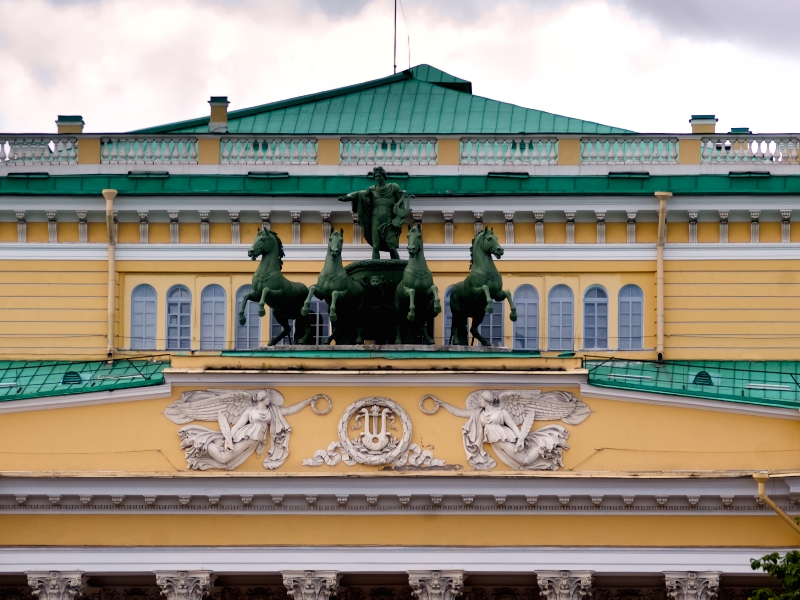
[353,404,396,453]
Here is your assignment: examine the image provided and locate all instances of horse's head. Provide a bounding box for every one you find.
[407,223,423,257]
[476,227,504,259]
[328,228,344,258]
[248,228,284,262]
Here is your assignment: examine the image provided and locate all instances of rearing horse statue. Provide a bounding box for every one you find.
[394,224,440,344]
[301,229,364,344]
[449,227,517,346]
[239,228,311,345]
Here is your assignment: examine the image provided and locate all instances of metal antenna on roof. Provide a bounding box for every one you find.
[393,0,397,74]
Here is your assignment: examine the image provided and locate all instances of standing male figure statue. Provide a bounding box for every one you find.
[339,166,412,259]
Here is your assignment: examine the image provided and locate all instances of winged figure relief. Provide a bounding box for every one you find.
[165,388,331,471]
[419,389,591,471]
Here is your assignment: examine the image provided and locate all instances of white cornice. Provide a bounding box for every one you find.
[0,383,171,415]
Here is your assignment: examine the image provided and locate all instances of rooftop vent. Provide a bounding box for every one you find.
[692,371,713,386]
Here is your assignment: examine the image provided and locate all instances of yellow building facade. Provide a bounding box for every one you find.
[0,67,798,600]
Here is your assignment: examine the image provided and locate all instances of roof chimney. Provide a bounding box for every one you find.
[56,115,84,134]
[209,96,229,133]
[689,115,717,134]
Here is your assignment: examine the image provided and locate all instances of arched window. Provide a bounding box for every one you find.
[548,285,574,351]
[619,284,644,350]
[200,284,227,350]
[235,285,261,350]
[166,285,192,350]
[130,284,156,350]
[478,299,504,347]
[583,286,609,349]
[443,286,454,344]
[513,285,539,350]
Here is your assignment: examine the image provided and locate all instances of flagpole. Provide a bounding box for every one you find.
[393,0,397,74]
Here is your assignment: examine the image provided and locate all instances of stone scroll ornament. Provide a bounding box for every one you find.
[303,396,445,467]
[419,390,591,471]
[165,389,331,471]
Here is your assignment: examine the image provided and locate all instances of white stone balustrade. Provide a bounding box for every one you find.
[221,137,318,165]
[340,137,437,165]
[701,135,800,164]
[460,137,557,165]
[101,137,198,165]
[581,137,679,165]
[0,136,78,166]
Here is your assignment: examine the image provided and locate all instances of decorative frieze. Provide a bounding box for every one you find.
[169,212,180,244]
[282,571,340,600]
[26,572,86,600]
[408,571,464,600]
[595,212,605,244]
[663,572,720,600]
[154,571,215,600]
[536,571,593,600]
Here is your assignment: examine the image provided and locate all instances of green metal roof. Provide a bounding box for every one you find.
[585,359,800,410]
[0,357,169,403]
[3,173,800,196]
[135,65,630,136]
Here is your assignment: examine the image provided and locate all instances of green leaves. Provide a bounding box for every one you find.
[750,551,800,600]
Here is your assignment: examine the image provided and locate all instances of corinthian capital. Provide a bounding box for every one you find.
[282,571,340,600]
[664,572,720,600]
[154,571,215,600]
[536,571,593,600]
[26,571,86,600]
[408,570,464,600]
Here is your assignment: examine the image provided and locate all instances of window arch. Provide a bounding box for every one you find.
[583,286,609,349]
[166,285,192,350]
[130,284,156,350]
[619,284,644,349]
[201,284,227,350]
[548,285,574,351]
[513,285,539,350]
[443,286,454,345]
[235,285,261,350]
[478,298,504,347]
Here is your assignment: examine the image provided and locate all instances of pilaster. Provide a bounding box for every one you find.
[26,572,86,600]
[139,211,149,244]
[47,211,57,243]
[565,212,576,244]
[688,211,698,244]
[407,570,464,600]
[664,572,720,600]
[504,212,514,244]
[352,212,362,244]
[782,209,792,243]
[154,571,215,600]
[281,571,340,600]
[536,571,593,600]
[169,212,180,244]
[291,211,301,244]
[626,211,637,244]
[534,212,545,243]
[15,211,26,242]
[77,211,88,243]
[229,211,240,245]
[718,211,729,243]
[199,212,209,244]
[750,210,760,243]
[443,212,454,244]
[595,212,606,244]
[321,212,331,242]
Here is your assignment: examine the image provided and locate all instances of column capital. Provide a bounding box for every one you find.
[407,570,465,600]
[413,211,424,225]
[781,209,792,221]
[291,211,302,221]
[688,211,698,221]
[534,212,545,222]
[138,211,149,222]
[26,571,87,600]
[76,211,87,221]
[718,210,729,222]
[16,210,26,222]
[320,212,331,222]
[750,210,761,221]
[168,211,180,222]
[565,212,576,222]
[154,571,216,600]
[536,570,593,600]
[664,572,721,600]
[442,211,454,222]
[260,211,271,230]
[46,211,57,221]
[282,571,340,600]
[504,212,515,222]
[595,211,605,222]
[626,211,637,223]
[199,212,209,221]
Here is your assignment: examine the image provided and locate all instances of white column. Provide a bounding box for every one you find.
[139,211,149,244]
[27,572,86,600]
[565,212,576,244]
[626,211,637,244]
[595,212,606,244]
[473,211,484,236]
[443,211,454,244]
[536,571,593,600]
[407,570,464,600]
[199,212,209,244]
[155,571,215,600]
[260,211,271,231]
[504,212,514,244]
[534,212,545,244]
[77,211,88,243]
[782,210,792,243]
[229,211,240,244]
[688,211,698,244]
[718,211,729,243]
[352,212,362,244]
[321,212,331,243]
[664,572,721,600]
[169,211,180,244]
[282,571,340,600]
[750,210,760,243]
[291,211,301,244]
[15,211,26,242]
[47,211,57,243]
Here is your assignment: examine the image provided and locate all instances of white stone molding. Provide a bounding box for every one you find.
[47,211,57,243]
[473,211,484,236]
[76,211,87,243]
[595,212,605,244]
[260,211,271,231]
[504,212,515,244]
[281,571,340,600]
[413,211,424,226]
[626,211,637,244]
[154,571,215,600]
[15,211,26,242]
[320,212,331,243]
[0,382,171,415]
[536,571,593,600]
[749,210,760,243]
[138,211,149,244]
[688,212,698,244]
[408,571,464,600]
[534,213,545,243]
[565,212,576,244]
[199,212,209,245]
[718,211,728,243]
[239,495,252,507]
[229,211,240,245]
[443,211,454,244]
[781,209,791,243]
[169,212,179,244]
[663,572,720,600]
[351,212,362,244]
[26,572,86,600]
[291,211,301,244]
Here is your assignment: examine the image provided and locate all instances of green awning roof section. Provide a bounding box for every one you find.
[134,65,630,136]
[585,358,800,410]
[0,357,170,403]
[4,173,800,196]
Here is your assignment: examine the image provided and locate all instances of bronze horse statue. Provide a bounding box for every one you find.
[449,227,517,346]
[239,228,311,345]
[394,224,440,344]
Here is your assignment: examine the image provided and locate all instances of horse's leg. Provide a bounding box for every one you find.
[329,290,340,322]
[294,313,311,345]
[389,248,400,260]
[502,289,518,322]
[300,285,316,317]
[470,312,491,347]
[356,325,364,345]
[268,313,291,346]
[429,284,441,314]
[407,288,416,321]
[238,291,257,325]
[480,285,493,313]
[451,311,466,345]
[258,287,271,317]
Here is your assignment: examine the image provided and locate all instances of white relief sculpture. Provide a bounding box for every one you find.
[282,571,339,600]
[664,572,721,600]
[419,390,591,471]
[155,572,215,600]
[165,389,331,471]
[536,571,594,600]
[408,571,464,600]
[303,396,445,467]
[26,572,86,600]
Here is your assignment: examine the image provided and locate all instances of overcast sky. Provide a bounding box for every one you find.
[2,0,799,134]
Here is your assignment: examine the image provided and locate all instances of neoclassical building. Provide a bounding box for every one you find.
[1,65,799,600]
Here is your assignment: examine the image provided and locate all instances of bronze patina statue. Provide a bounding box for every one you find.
[339,166,412,259]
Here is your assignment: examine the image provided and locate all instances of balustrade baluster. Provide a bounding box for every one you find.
[642,139,652,164]
[309,138,318,164]
[422,139,432,164]
[301,139,310,164]
[134,139,144,163]
[290,139,300,164]
[245,139,255,164]
[504,139,513,165]
[460,139,469,164]
[520,139,531,164]
[668,139,677,163]
[476,139,485,165]
[143,139,153,164]
[126,139,136,164]
[264,139,275,164]
[0,139,7,163]
[534,140,544,166]
[179,138,188,163]
[152,139,163,164]
[487,140,497,165]
[467,139,477,164]
[428,138,437,164]
[376,139,386,164]
[59,138,70,164]
[167,139,177,163]
[410,139,419,165]
[253,139,264,163]
[340,140,348,165]
[624,139,634,164]
[220,139,230,163]
[633,139,642,164]
[230,139,240,163]
[790,140,799,164]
